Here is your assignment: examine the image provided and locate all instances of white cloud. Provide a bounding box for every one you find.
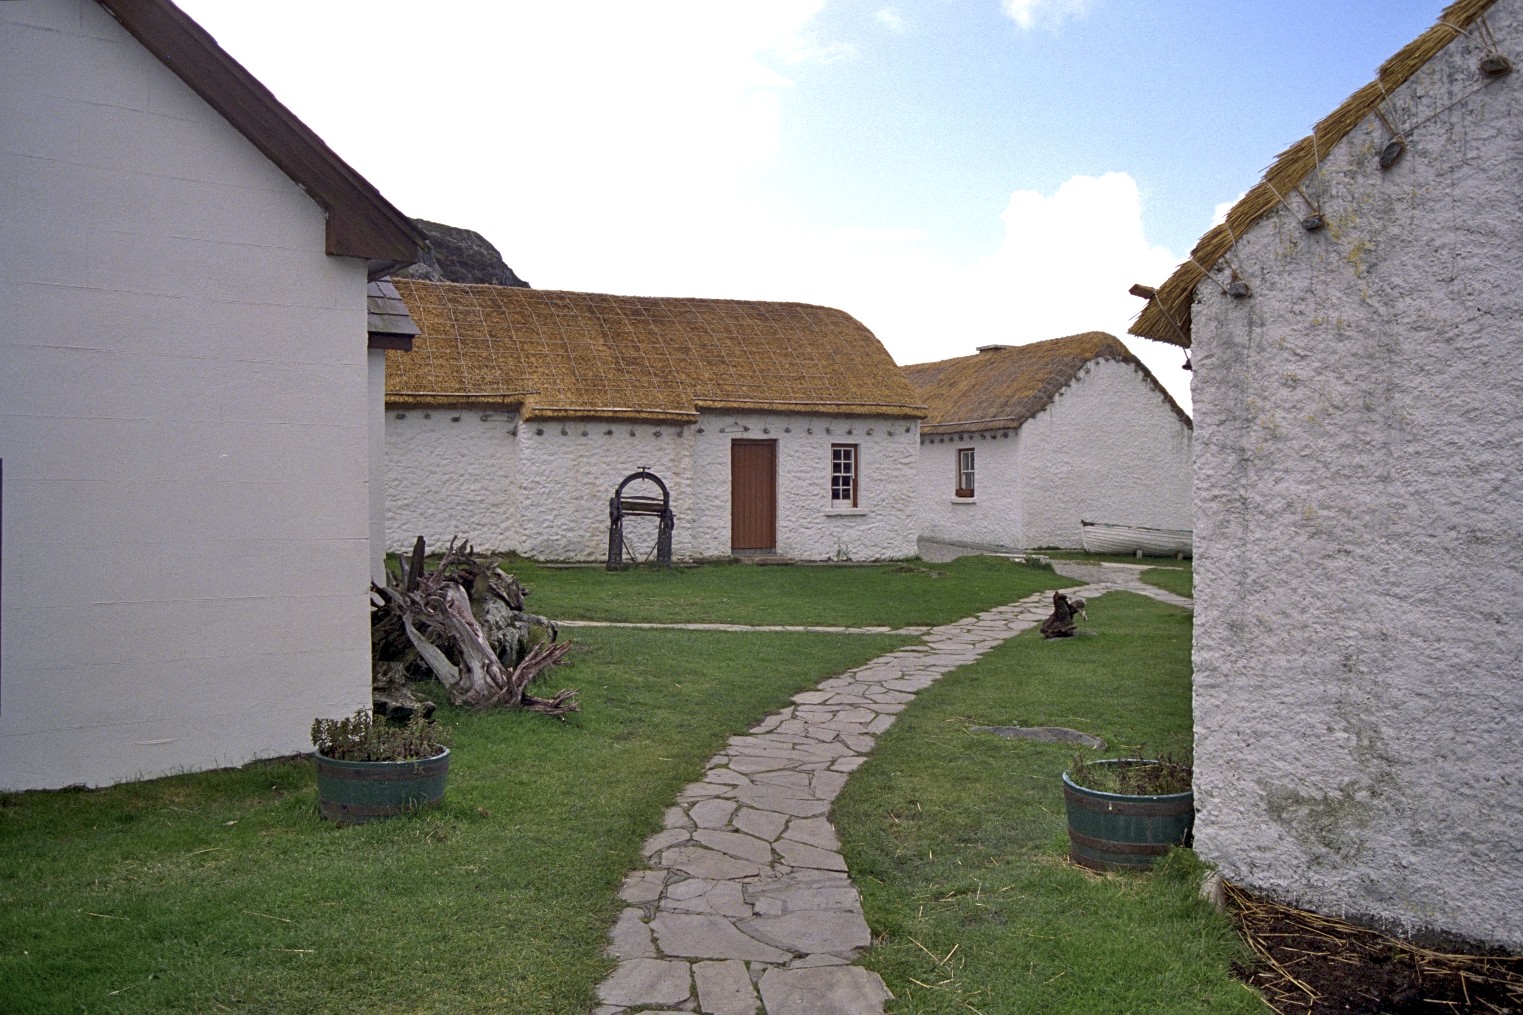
[875,8,908,33]
[1000,0,1090,30]
[848,172,1192,410]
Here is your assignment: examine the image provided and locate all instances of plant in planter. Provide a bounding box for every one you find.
[311,710,450,825]
[1062,753,1194,872]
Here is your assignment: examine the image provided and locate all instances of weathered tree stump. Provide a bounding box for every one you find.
[372,537,578,717]
[1041,591,1080,639]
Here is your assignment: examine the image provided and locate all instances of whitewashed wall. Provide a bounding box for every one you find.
[386,411,523,554]
[915,360,1192,550]
[1017,359,1192,547]
[516,422,695,562]
[0,0,374,790]
[915,430,1024,549]
[1189,1,1523,948]
[690,412,920,561]
[368,350,389,585]
[387,410,919,561]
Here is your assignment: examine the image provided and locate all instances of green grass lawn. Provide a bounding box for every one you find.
[506,553,1068,626]
[833,592,1255,1014]
[0,557,1231,1014]
[0,628,908,1015]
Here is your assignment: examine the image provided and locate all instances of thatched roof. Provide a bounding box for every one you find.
[903,332,1189,435]
[1130,0,1502,347]
[386,279,926,423]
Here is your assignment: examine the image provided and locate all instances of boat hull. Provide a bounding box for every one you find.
[1080,521,1192,558]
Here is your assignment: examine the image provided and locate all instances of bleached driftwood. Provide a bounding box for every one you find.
[372,537,577,717]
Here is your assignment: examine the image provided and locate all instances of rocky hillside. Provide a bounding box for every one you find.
[396,219,530,288]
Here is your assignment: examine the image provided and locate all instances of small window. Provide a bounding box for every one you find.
[831,443,858,507]
[956,447,975,497]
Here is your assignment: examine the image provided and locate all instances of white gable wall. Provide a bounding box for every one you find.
[914,359,1192,550]
[0,1,374,789]
[1188,1,1523,947]
[1016,359,1192,548]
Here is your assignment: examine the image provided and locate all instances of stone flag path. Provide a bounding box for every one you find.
[593,566,1190,1015]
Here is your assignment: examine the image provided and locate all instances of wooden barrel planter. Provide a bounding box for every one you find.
[314,748,450,825]
[1062,760,1194,872]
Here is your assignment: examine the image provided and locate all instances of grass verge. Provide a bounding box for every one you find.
[833,591,1257,1014]
[0,627,909,1015]
[505,554,1066,626]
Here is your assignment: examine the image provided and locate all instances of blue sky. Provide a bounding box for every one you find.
[176,0,1453,411]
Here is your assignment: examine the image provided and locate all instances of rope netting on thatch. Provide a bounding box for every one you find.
[385,280,925,422]
[1130,0,1504,348]
[902,332,1190,434]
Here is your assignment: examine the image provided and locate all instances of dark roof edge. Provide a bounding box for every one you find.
[98,0,425,280]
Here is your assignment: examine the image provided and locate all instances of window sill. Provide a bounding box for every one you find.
[825,507,867,516]
[950,497,977,505]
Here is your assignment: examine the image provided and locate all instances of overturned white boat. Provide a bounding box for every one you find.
[1080,520,1193,558]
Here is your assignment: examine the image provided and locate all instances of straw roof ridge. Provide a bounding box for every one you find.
[1130,0,1502,347]
[903,331,1189,434]
[385,279,926,422]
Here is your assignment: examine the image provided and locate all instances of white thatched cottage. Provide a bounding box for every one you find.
[1131,0,1522,948]
[385,280,925,563]
[903,333,1191,553]
[0,0,424,790]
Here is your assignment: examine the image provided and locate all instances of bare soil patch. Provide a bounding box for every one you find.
[1227,882,1523,1013]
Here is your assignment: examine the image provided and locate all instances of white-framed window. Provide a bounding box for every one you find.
[831,443,859,507]
[956,447,975,497]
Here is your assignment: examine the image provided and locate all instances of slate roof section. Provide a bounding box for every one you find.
[367,280,419,351]
[97,0,425,280]
[903,332,1190,435]
[385,279,927,424]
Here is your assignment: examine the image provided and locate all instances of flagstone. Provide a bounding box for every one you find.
[652,913,792,963]
[693,829,774,865]
[663,845,766,881]
[620,868,667,905]
[772,838,848,871]
[758,966,893,1015]
[644,828,691,856]
[694,959,761,1015]
[732,807,788,842]
[690,797,740,829]
[608,907,656,959]
[782,817,840,851]
[739,910,871,956]
[597,957,693,1009]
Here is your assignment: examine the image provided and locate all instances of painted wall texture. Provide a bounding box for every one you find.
[385,411,919,561]
[1189,3,1523,947]
[0,1,375,789]
[916,359,1192,549]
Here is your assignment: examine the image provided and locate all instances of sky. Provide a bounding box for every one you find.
[175,0,1456,413]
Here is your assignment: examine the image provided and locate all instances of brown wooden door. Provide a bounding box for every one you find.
[730,439,777,552]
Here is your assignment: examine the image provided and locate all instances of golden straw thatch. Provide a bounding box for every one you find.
[903,332,1188,435]
[386,280,926,423]
[1130,0,1501,347]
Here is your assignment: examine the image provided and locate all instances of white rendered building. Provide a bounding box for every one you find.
[0,0,423,789]
[1131,0,1523,948]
